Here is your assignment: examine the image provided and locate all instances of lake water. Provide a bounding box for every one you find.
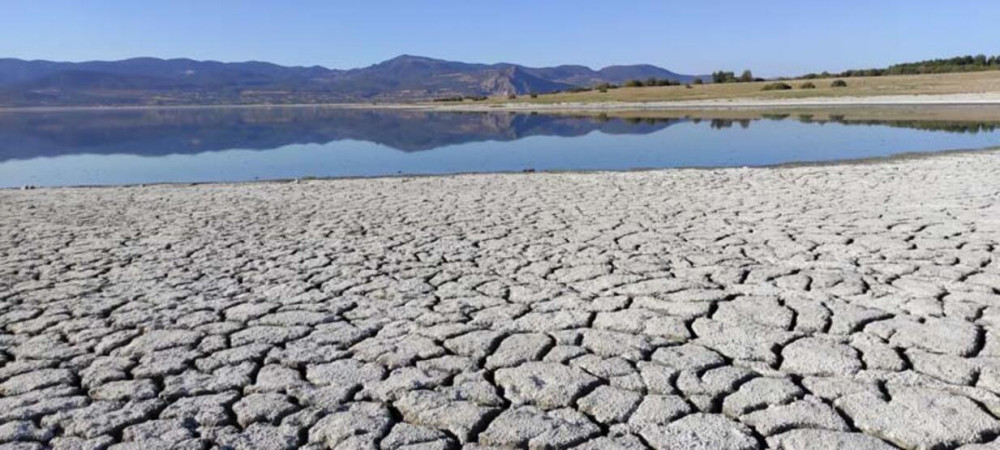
[1,107,999,187]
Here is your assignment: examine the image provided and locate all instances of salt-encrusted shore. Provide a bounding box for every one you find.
[2,152,1000,449]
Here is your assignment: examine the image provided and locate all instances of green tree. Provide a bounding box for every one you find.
[739,70,754,83]
[712,71,737,83]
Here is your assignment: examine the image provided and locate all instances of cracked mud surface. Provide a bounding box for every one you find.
[2,153,1000,449]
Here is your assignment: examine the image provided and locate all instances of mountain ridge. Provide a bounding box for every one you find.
[0,55,703,106]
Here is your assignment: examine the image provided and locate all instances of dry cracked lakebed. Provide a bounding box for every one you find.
[3,152,1000,449]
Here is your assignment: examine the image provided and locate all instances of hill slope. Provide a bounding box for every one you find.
[0,55,699,106]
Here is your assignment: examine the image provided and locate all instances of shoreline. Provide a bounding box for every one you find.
[433,93,1000,113]
[4,92,1000,114]
[7,145,999,192]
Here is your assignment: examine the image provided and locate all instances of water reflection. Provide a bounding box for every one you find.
[0,108,685,161]
[1,106,999,187]
[2,107,1000,162]
[705,116,1000,133]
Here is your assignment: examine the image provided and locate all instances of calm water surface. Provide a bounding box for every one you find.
[1,107,999,187]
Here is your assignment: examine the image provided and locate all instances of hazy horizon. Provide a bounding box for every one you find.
[3,0,999,77]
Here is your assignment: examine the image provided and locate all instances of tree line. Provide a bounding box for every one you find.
[711,70,762,83]
[592,77,703,90]
[801,54,1000,79]
[622,77,694,87]
[549,77,703,94]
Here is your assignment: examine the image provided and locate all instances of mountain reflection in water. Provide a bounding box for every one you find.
[2,106,1000,187]
[2,107,999,162]
[0,108,684,161]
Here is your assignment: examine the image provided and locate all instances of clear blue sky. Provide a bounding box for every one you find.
[2,0,997,77]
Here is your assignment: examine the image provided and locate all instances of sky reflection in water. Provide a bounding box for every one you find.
[1,108,999,187]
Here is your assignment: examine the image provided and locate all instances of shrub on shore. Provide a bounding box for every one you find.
[831,79,848,88]
[622,78,682,88]
[761,82,793,91]
[800,82,816,89]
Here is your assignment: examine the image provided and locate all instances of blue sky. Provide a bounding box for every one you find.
[2,0,997,77]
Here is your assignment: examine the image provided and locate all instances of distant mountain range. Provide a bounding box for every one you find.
[0,55,703,107]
